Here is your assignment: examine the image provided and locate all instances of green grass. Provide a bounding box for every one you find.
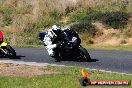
[0,66,131,88]
[86,44,132,51]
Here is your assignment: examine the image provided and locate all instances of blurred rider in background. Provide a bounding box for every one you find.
[0,31,3,44]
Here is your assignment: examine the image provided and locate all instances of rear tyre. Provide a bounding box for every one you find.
[78,46,91,62]
[5,45,16,59]
[54,52,61,62]
[55,58,60,62]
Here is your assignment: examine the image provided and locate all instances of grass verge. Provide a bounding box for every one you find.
[0,66,131,88]
[86,44,132,51]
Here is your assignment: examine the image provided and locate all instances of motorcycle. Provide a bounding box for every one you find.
[39,29,91,62]
[0,41,16,59]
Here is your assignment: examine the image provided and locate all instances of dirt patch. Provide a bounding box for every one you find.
[92,22,131,45]
[128,38,132,44]
[102,37,127,45]
[0,63,60,77]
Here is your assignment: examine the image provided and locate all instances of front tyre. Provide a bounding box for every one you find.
[5,45,16,59]
[77,46,91,62]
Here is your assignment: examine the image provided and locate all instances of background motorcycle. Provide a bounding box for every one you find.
[39,29,91,62]
[0,41,16,59]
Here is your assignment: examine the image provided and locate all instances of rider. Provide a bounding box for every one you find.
[0,31,3,43]
[43,24,62,61]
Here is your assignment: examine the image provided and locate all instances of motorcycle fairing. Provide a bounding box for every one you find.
[0,42,7,47]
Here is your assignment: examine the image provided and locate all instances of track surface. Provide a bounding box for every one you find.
[0,47,132,74]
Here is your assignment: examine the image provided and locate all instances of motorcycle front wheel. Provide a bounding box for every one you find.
[77,46,91,62]
[4,45,16,59]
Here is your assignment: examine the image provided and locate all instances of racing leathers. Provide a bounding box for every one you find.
[43,29,59,57]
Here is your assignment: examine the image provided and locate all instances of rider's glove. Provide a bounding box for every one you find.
[56,42,62,48]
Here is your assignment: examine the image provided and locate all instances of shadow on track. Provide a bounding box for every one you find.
[0,55,25,59]
[15,55,26,59]
[55,58,99,62]
[89,59,99,62]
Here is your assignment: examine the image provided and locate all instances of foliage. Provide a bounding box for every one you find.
[14,16,59,45]
[70,10,129,29]
[32,17,58,30]
[70,21,95,35]
[0,0,131,46]
[68,11,88,23]
[15,5,33,14]
[0,6,15,27]
[102,11,129,29]
[65,6,77,15]
[119,0,130,11]
[49,9,63,19]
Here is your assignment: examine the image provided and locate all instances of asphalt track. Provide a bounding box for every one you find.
[0,47,132,74]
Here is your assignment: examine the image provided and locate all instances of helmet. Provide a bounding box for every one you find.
[52,24,61,35]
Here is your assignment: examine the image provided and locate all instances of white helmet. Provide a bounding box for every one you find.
[52,24,61,30]
[52,24,61,35]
